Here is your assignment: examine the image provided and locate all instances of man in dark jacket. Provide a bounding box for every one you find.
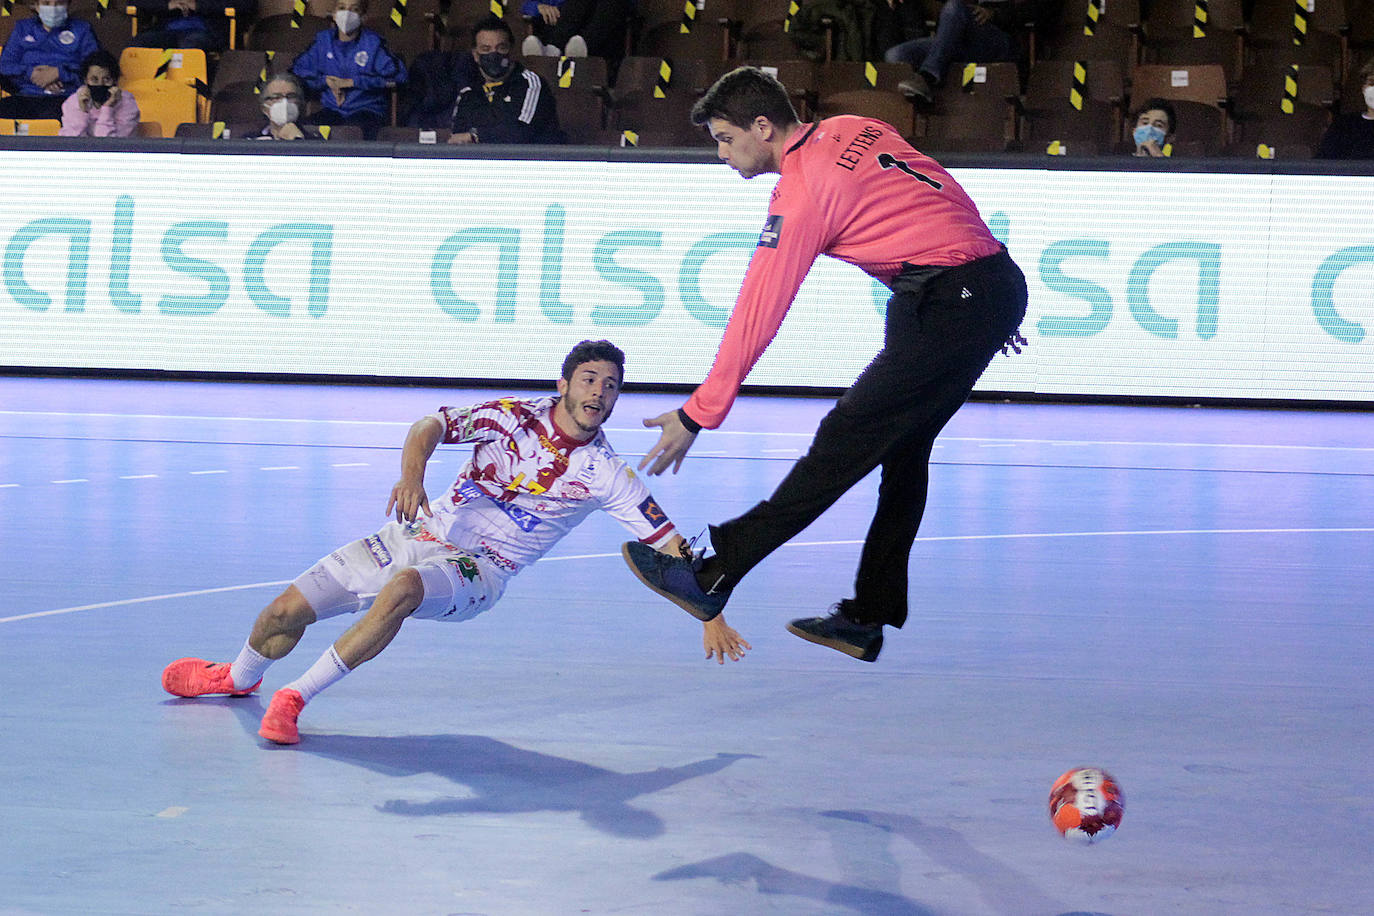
[400,14,563,144]
[448,14,564,144]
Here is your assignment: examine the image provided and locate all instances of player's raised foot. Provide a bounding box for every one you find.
[162,658,261,697]
[786,600,884,662]
[621,541,729,621]
[258,688,306,745]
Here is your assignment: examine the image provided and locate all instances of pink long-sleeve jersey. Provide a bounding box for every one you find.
[683,115,1004,430]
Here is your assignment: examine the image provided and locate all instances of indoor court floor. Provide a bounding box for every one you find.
[2,376,1372,915]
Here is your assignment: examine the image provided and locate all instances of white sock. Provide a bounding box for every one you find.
[283,645,351,704]
[228,642,272,690]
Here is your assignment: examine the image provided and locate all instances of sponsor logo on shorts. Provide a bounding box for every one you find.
[364,534,393,568]
[758,214,783,248]
[637,495,668,527]
[443,555,481,582]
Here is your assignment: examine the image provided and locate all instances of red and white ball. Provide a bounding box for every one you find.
[1049,766,1124,844]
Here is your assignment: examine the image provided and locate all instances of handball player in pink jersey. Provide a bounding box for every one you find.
[623,67,1028,663]
[163,340,749,744]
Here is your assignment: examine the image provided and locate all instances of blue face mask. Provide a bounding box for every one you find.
[1133,124,1166,148]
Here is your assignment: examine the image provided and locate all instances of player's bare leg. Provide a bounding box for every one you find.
[162,585,318,698]
[260,569,425,744]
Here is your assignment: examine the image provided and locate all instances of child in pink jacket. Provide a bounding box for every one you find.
[60,50,140,137]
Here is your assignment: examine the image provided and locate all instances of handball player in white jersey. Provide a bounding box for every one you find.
[162,340,749,744]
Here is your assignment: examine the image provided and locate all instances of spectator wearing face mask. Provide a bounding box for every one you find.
[1316,57,1374,160]
[446,14,564,145]
[0,0,100,120]
[291,0,407,140]
[128,0,252,52]
[251,73,324,140]
[1129,98,1176,158]
[59,49,141,137]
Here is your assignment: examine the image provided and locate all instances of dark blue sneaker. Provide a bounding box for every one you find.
[786,601,883,662]
[621,541,730,621]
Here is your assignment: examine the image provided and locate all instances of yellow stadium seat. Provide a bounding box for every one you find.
[120,47,210,118]
[121,80,199,137]
[0,118,63,136]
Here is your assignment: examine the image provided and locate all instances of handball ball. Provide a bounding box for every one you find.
[1049,766,1124,844]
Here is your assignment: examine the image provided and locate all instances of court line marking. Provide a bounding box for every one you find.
[6,526,1373,626]
[4,410,1374,453]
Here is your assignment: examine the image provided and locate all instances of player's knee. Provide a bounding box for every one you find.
[261,587,315,632]
[385,567,426,613]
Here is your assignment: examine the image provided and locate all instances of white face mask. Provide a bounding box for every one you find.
[267,99,300,126]
[38,4,68,27]
[334,9,361,33]
[1364,85,1374,111]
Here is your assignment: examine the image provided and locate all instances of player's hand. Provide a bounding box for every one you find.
[638,410,697,476]
[386,478,432,522]
[703,615,750,664]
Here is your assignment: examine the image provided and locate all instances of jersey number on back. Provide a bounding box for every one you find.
[877,152,943,190]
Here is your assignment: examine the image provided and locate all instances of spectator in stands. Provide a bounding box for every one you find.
[1129,98,1176,157]
[1316,57,1374,159]
[445,14,564,145]
[291,0,407,140]
[887,0,1052,102]
[0,0,99,121]
[518,0,631,64]
[59,49,141,137]
[129,0,251,52]
[249,72,324,140]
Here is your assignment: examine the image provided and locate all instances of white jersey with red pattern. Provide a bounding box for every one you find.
[416,396,677,583]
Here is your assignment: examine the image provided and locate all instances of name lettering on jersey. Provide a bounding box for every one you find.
[836,125,885,171]
[637,495,668,527]
[758,214,783,248]
[876,152,943,189]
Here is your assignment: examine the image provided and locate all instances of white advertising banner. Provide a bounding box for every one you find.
[2,149,1372,401]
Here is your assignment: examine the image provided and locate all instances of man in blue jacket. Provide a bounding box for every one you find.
[291,0,407,139]
[0,0,100,120]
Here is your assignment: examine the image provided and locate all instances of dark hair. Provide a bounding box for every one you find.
[1134,97,1177,135]
[690,66,800,131]
[81,49,120,82]
[471,14,513,45]
[561,339,625,382]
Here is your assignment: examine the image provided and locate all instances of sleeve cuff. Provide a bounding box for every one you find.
[676,407,702,434]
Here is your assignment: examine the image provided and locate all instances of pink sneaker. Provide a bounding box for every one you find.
[162,657,261,697]
[259,688,306,744]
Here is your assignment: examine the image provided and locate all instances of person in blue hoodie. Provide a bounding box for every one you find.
[291,0,406,140]
[0,0,100,120]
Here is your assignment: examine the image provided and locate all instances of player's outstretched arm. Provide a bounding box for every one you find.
[638,410,698,476]
[703,614,750,664]
[386,416,444,522]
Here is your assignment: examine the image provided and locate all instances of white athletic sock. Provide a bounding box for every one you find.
[282,645,351,704]
[228,642,273,690]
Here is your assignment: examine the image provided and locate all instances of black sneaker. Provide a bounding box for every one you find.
[621,541,730,621]
[786,600,883,662]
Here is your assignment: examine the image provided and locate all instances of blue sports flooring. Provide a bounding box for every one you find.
[2,376,1372,915]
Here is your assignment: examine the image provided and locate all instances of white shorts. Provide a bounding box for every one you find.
[292,521,503,623]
